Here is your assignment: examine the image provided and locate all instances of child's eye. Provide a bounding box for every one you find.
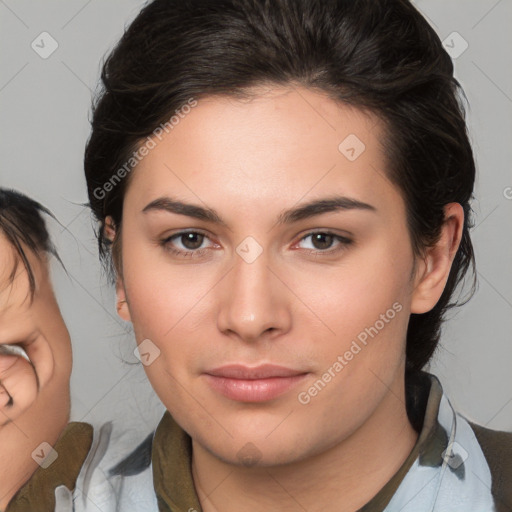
[0,343,31,362]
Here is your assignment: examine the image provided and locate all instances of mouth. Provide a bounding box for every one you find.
[203,364,310,402]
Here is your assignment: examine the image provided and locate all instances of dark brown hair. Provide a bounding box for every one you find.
[84,0,476,372]
[0,188,61,298]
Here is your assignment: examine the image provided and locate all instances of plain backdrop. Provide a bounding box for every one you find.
[0,0,511,437]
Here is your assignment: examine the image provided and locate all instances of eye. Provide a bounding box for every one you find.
[160,229,353,259]
[295,231,353,255]
[161,230,216,258]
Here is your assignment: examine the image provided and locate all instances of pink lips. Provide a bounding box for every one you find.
[204,364,309,402]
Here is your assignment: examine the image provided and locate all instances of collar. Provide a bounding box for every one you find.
[151,371,444,512]
[152,408,203,512]
[5,422,94,512]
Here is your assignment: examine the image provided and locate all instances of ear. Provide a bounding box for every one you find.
[104,215,116,243]
[410,203,464,314]
[105,216,132,323]
[115,277,131,322]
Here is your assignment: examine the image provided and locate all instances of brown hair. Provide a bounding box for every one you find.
[0,188,61,299]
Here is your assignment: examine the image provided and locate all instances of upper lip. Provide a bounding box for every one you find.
[205,364,307,379]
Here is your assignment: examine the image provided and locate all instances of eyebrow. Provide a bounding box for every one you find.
[142,195,377,226]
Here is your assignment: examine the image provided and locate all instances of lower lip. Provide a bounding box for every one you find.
[204,374,309,402]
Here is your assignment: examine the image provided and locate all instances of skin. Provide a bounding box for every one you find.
[109,85,463,512]
[0,234,72,510]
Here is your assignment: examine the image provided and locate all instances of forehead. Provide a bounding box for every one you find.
[130,85,396,207]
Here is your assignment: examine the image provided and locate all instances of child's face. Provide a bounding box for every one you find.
[0,233,71,395]
[114,85,442,466]
[0,231,72,507]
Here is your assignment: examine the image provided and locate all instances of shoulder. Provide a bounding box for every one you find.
[6,420,158,512]
[5,421,94,512]
[69,420,158,512]
[467,420,512,511]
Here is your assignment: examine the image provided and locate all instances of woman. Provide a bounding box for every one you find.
[5,0,512,510]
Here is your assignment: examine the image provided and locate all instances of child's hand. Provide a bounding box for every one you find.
[0,346,38,425]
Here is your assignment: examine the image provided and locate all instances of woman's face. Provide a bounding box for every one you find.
[116,85,424,466]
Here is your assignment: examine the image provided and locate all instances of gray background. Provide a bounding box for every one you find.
[0,0,511,435]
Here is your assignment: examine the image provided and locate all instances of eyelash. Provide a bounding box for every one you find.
[160,230,353,259]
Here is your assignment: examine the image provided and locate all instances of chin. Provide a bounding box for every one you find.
[196,429,319,469]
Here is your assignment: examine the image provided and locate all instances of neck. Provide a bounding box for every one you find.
[191,371,419,512]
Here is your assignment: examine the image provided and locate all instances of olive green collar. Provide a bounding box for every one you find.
[151,372,443,512]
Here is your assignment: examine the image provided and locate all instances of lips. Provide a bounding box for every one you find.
[204,364,309,402]
[205,363,306,379]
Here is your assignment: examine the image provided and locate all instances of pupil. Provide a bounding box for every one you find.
[313,233,332,250]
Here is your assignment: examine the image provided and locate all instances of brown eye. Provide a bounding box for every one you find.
[310,233,335,250]
[296,231,353,255]
[178,232,205,250]
[161,230,215,258]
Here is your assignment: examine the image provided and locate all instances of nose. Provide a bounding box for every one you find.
[216,247,292,344]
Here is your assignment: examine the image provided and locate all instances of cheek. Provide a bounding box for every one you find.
[121,241,214,356]
[299,236,411,337]
[290,236,413,403]
[121,250,208,404]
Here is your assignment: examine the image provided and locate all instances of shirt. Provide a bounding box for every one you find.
[5,371,512,512]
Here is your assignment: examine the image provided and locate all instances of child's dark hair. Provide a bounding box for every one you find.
[84,0,477,372]
[0,188,60,298]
